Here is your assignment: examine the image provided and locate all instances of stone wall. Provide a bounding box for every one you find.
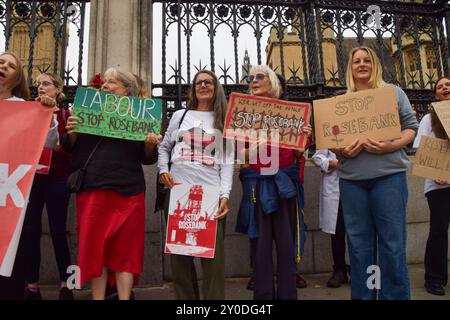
[37,159,449,285]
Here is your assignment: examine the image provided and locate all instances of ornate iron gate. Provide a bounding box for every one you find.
[0,0,89,104]
[152,0,450,132]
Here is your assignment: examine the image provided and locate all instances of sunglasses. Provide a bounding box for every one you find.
[195,79,214,87]
[246,73,267,83]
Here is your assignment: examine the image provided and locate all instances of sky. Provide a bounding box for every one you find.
[1,1,445,89]
[0,2,90,85]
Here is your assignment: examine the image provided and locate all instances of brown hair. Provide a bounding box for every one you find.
[36,73,66,104]
[133,74,149,98]
[0,51,30,99]
[187,70,227,132]
[431,76,449,139]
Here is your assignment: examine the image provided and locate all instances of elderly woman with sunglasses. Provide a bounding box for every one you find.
[236,65,311,300]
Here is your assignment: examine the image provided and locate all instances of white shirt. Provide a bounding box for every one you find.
[312,149,340,234]
[6,96,58,148]
[158,109,234,199]
[413,113,450,194]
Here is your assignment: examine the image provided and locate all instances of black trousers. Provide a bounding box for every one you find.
[252,195,297,300]
[0,229,27,300]
[331,202,347,272]
[23,175,71,283]
[424,187,450,286]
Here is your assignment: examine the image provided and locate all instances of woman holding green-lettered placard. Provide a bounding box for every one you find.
[64,67,160,300]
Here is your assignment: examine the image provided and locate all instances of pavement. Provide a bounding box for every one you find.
[38,263,450,300]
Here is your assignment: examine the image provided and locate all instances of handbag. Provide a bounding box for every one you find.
[66,138,104,193]
[154,109,189,213]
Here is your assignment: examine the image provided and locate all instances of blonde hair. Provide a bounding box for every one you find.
[345,46,386,92]
[248,64,281,99]
[104,67,139,97]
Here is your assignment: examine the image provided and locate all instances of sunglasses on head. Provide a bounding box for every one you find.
[195,79,214,86]
[246,73,267,83]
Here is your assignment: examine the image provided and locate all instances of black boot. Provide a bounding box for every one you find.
[327,265,349,288]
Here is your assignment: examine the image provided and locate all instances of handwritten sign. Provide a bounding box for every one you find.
[412,135,450,181]
[313,86,402,149]
[165,184,219,258]
[72,87,162,141]
[431,100,450,139]
[223,92,311,150]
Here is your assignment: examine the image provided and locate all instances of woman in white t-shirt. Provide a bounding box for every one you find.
[158,70,233,299]
[413,76,450,296]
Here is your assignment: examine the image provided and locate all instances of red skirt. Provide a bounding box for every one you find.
[76,190,145,286]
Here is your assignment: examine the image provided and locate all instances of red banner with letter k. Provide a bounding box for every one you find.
[0,100,53,276]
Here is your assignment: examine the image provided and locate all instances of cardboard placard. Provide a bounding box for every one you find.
[313,86,402,149]
[223,92,311,150]
[164,184,219,259]
[431,100,450,139]
[412,135,450,181]
[72,87,162,140]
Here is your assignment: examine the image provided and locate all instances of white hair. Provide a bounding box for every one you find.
[248,64,281,98]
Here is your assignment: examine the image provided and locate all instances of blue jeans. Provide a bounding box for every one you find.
[340,172,410,300]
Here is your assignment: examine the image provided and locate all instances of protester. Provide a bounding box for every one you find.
[0,51,59,300]
[413,76,450,296]
[236,64,311,300]
[245,73,308,291]
[158,70,233,300]
[64,67,160,300]
[331,46,418,300]
[312,149,349,288]
[103,73,151,300]
[23,73,73,300]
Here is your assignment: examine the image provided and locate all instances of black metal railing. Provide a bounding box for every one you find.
[0,0,90,105]
[152,0,449,132]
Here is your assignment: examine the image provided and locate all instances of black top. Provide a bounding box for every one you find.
[64,133,156,196]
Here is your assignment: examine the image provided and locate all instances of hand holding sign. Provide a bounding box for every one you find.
[159,172,175,189]
[36,95,59,113]
[215,197,229,220]
[434,178,448,185]
[144,133,162,146]
[66,115,80,134]
[363,138,396,154]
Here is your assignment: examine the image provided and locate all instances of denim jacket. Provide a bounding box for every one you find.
[236,163,307,260]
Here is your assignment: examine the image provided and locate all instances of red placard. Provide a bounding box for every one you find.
[164,184,219,259]
[0,101,53,276]
[224,92,311,150]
